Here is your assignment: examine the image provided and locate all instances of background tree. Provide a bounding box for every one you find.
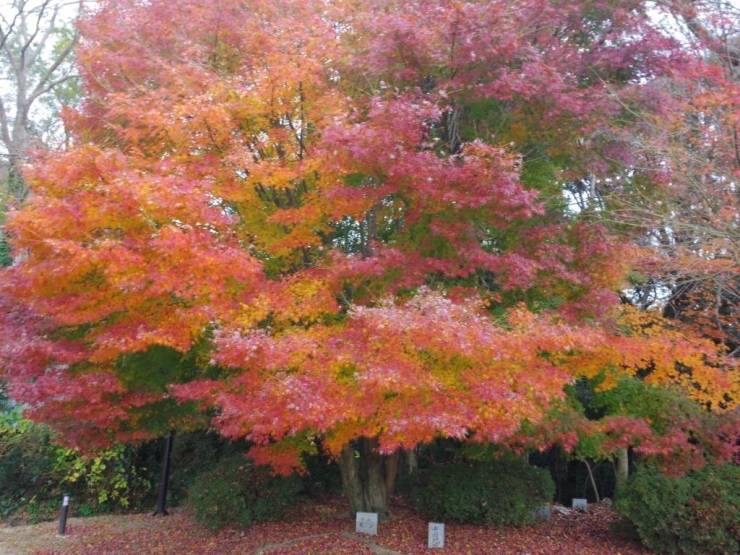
[541,0,740,480]
[564,0,740,362]
[0,0,81,202]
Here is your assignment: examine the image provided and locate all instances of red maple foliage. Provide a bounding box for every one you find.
[1,0,738,518]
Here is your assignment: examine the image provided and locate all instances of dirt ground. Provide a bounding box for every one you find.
[0,510,179,555]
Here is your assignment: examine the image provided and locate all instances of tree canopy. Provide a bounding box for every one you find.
[1,0,739,515]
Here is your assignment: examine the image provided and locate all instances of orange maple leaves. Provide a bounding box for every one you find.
[0,0,737,468]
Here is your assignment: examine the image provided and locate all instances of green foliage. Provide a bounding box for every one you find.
[56,444,152,509]
[0,235,11,268]
[168,431,249,504]
[591,376,700,431]
[117,345,201,392]
[115,346,206,437]
[188,455,302,531]
[0,405,154,520]
[616,464,740,555]
[0,409,60,518]
[401,453,555,527]
[24,498,59,524]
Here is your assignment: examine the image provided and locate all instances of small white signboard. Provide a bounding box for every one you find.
[572,498,588,511]
[356,512,378,535]
[428,522,445,548]
[533,505,551,521]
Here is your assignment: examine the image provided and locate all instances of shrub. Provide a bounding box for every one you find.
[0,405,155,519]
[402,453,555,527]
[0,411,59,517]
[616,464,740,555]
[188,455,302,531]
[168,431,239,504]
[58,443,154,511]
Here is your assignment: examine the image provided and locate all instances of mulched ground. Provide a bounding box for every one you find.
[1,494,653,555]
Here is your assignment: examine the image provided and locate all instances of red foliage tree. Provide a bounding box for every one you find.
[1,0,737,518]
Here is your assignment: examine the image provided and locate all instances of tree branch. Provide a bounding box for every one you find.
[657,0,740,71]
[28,31,79,105]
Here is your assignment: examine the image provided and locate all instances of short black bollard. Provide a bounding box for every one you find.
[57,494,70,536]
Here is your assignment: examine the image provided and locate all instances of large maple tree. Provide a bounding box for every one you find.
[2,0,738,518]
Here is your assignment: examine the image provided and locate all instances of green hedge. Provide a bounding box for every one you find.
[616,464,740,555]
[188,455,302,531]
[402,453,555,527]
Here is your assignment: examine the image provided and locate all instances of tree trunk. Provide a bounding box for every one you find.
[615,447,629,491]
[337,437,399,522]
[406,447,418,475]
[581,457,600,503]
[7,159,27,203]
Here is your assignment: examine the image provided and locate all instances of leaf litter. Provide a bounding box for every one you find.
[1,495,653,555]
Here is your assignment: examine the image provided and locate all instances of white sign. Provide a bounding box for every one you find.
[533,505,551,521]
[572,498,588,511]
[355,512,378,535]
[428,522,445,548]
[62,495,70,507]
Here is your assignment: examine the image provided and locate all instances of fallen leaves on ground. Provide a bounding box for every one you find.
[0,495,653,555]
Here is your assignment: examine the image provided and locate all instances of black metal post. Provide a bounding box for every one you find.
[57,494,70,536]
[153,430,174,516]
